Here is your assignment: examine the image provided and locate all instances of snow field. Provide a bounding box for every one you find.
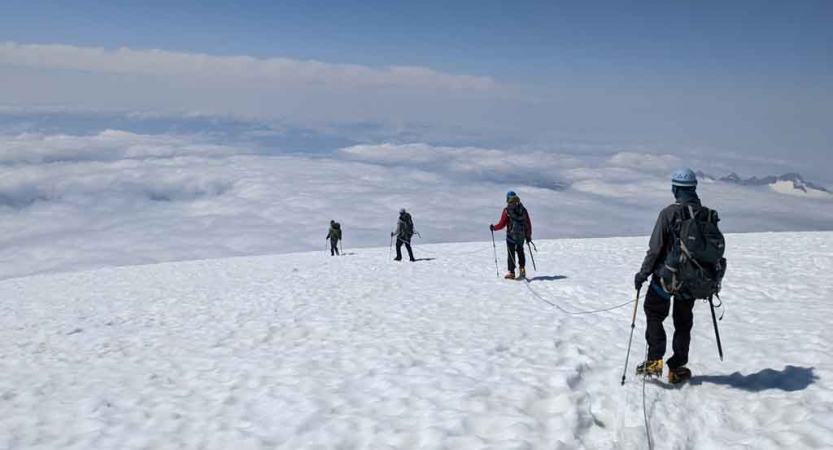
[1,232,831,449]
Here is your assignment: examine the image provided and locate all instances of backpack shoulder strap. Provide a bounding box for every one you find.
[692,205,719,224]
[708,207,720,223]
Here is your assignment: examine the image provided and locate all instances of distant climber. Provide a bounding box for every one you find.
[326,220,342,256]
[490,191,532,279]
[391,209,416,262]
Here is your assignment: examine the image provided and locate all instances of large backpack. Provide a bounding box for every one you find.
[658,205,727,299]
[331,222,342,240]
[506,202,528,244]
[400,213,414,237]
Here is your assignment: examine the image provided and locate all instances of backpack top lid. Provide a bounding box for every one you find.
[507,201,526,223]
[671,168,698,187]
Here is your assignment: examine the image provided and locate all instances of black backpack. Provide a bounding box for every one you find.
[401,213,414,237]
[331,222,342,240]
[658,205,727,299]
[506,202,528,244]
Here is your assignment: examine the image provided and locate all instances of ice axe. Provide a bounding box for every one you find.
[526,240,537,271]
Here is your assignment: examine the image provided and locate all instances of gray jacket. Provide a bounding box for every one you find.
[638,196,702,279]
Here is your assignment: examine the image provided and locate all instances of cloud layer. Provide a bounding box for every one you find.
[2,41,831,185]
[0,42,497,91]
[0,42,510,130]
[1,129,830,280]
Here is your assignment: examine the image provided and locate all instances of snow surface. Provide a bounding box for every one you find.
[1,232,832,449]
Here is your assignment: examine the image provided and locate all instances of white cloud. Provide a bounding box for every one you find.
[340,143,582,189]
[0,130,243,164]
[0,42,521,135]
[0,42,497,91]
[609,152,681,171]
[0,131,830,280]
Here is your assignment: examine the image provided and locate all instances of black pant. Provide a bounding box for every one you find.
[395,238,414,261]
[507,241,525,272]
[644,283,695,368]
[330,239,339,256]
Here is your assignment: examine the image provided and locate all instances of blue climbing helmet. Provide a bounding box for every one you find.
[671,168,698,188]
[506,191,517,201]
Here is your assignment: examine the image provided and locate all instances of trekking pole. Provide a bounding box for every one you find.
[621,287,642,386]
[490,229,500,278]
[526,241,537,271]
[325,239,329,257]
[339,240,343,256]
[389,234,394,260]
[709,295,724,361]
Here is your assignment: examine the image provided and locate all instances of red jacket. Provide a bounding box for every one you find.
[494,207,532,240]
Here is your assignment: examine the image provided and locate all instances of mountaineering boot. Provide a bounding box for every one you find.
[636,359,663,377]
[668,366,692,384]
[504,271,516,280]
[519,267,526,280]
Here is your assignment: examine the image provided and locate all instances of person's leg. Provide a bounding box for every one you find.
[395,239,403,260]
[644,285,671,361]
[516,243,526,269]
[405,242,415,261]
[667,298,695,369]
[506,241,517,273]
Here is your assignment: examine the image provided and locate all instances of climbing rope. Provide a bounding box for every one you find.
[642,344,655,450]
[413,245,493,256]
[522,279,637,316]
[400,237,493,257]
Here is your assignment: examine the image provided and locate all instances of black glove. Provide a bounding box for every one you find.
[634,272,649,291]
[489,224,495,231]
[391,232,395,237]
[525,237,531,244]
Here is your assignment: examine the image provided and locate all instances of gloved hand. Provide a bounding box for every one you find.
[391,232,395,237]
[489,224,495,231]
[634,272,649,291]
[525,237,531,244]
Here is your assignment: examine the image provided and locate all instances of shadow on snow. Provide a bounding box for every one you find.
[688,365,817,392]
[527,275,568,282]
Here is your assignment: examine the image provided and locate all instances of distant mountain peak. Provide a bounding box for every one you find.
[722,173,742,183]
[696,171,831,197]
